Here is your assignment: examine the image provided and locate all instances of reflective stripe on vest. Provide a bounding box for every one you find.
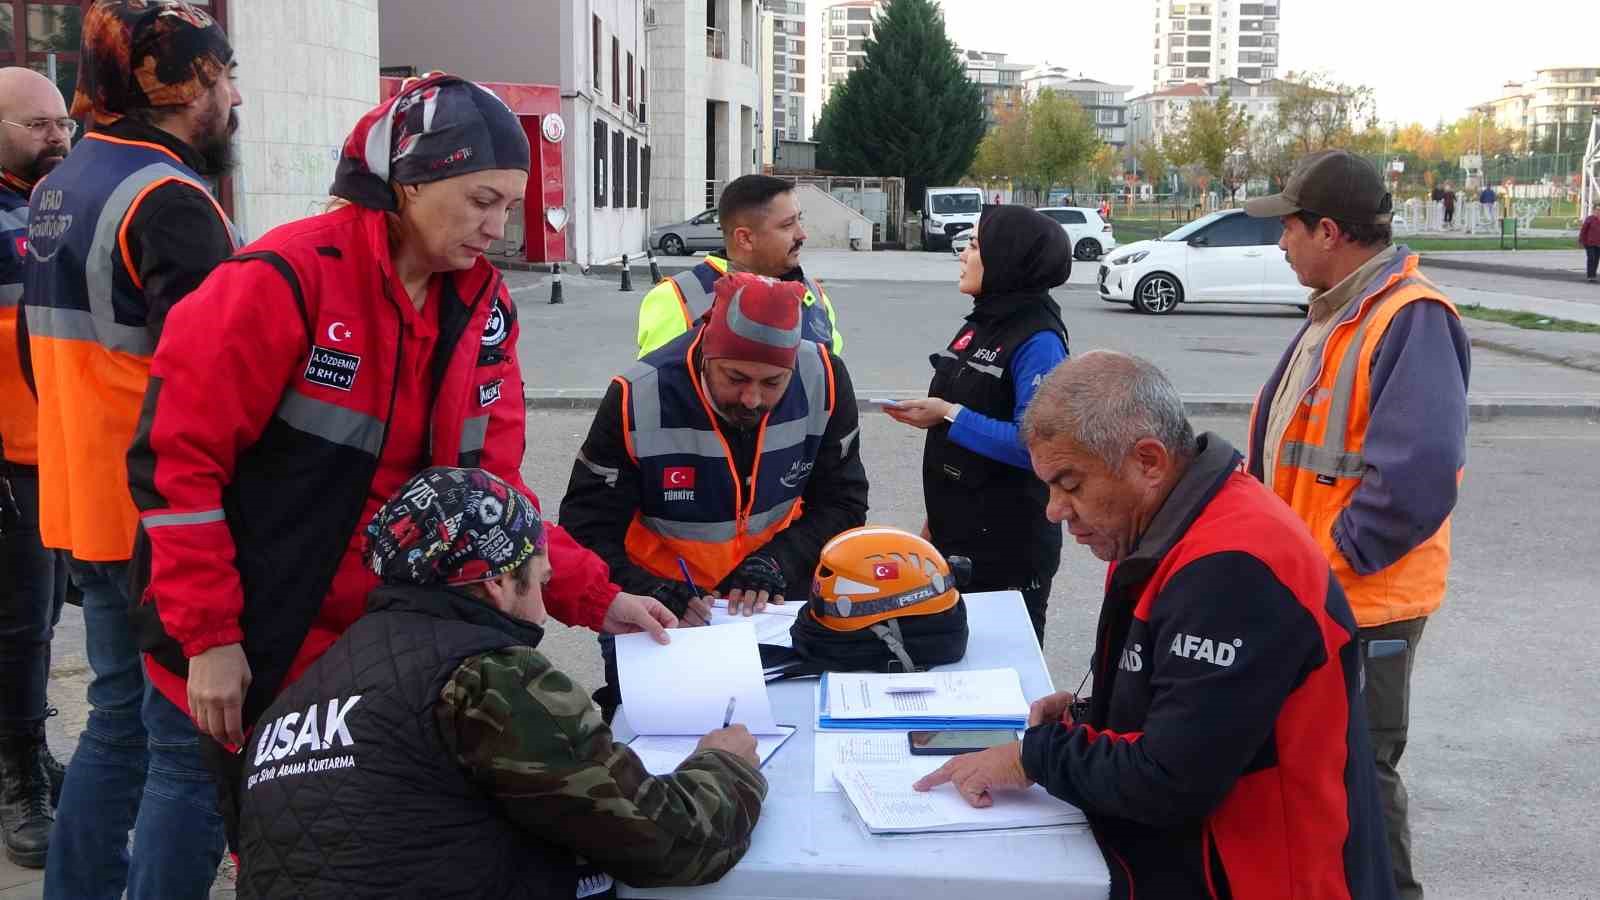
[1268,266,1459,626]
[674,262,834,349]
[624,335,831,569]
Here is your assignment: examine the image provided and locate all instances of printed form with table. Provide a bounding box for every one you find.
[611,591,1109,900]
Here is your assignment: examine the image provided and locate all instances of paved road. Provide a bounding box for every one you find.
[15,411,1597,899]
[506,257,1600,402]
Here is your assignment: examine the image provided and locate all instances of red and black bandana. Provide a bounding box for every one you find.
[364,467,547,587]
[330,72,532,212]
[72,0,233,126]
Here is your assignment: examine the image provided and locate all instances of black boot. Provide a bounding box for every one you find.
[41,707,64,807]
[0,726,53,868]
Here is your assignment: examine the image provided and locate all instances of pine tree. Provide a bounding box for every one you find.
[814,0,985,207]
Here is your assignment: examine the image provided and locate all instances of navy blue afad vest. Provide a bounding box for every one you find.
[24,132,234,356]
[622,328,833,587]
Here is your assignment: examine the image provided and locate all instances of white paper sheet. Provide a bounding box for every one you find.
[824,669,1029,722]
[811,731,945,792]
[616,621,782,736]
[707,607,794,647]
[630,726,797,775]
[711,598,801,617]
[834,764,1086,833]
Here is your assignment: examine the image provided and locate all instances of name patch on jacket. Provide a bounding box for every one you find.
[246,695,363,790]
[479,379,503,407]
[305,345,361,391]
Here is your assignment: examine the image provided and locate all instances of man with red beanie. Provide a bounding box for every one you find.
[563,272,868,716]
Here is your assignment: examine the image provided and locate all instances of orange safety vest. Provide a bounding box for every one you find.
[24,133,237,560]
[619,329,834,589]
[1251,256,1459,627]
[0,174,35,465]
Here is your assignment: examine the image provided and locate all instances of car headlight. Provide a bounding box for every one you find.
[929,218,944,228]
[1110,250,1149,266]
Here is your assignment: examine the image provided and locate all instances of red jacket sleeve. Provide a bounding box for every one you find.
[128,260,306,657]
[475,282,617,632]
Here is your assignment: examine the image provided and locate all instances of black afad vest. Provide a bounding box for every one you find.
[922,297,1066,579]
[236,587,577,900]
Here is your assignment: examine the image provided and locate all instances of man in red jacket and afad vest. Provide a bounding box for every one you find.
[915,351,1395,900]
[1244,150,1469,900]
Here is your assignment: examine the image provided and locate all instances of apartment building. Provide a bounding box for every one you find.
[1022,65,1133,147]
[1150,0,1281,93]
[1474,66,1600,151]
[760,0,809,164]
[963,50,1029,132]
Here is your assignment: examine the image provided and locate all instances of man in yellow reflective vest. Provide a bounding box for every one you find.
[565,272,867,716]
[638,175,843,358]
[1244,150,1471,900]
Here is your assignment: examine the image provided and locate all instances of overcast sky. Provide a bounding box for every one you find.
[933,0,1594,125]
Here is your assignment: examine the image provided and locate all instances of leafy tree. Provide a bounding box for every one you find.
[1274,71,1377,156]
[969,108,1027,188]
[1133,139,1167,190]
[1251,119,1296,192]
[1025,89,1101,200]
[813,0,985,207]
[1165,92,1253,203]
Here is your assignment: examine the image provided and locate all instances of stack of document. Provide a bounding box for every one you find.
[707,597,799,648]
[616,621,796,774]
[834,763,1086,834]
[817,669,1030,730]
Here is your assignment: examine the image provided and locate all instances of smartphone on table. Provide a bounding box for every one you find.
[906,729,1018,756]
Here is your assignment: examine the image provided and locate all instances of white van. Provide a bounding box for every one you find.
[922,187,984,251]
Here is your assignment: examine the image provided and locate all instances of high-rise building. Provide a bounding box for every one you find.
[1472,66,1600,152]
[818,0,884,100]
[760,0,808,160]
[1150,0,1281,93]
[963,50,1030,132]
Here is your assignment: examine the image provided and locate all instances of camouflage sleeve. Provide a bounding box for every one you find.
[436,647,768,888]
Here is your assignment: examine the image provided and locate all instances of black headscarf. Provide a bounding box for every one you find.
[975,205,1072,297]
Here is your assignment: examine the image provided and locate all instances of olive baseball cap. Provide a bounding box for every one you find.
[1244,149,1393,224]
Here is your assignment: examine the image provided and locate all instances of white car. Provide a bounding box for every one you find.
[1096,209,1307,314]
[1037,207,1118,261]
[950,230,973,256]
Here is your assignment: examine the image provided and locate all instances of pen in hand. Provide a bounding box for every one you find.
[723,696,737,729]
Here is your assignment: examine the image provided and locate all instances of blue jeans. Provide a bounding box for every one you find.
[44,560,225,900]
[0,466,67,735]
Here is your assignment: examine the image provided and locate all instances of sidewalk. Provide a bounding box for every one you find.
[1420,249,1591,284]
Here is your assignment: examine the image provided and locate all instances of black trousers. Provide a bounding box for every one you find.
[1585,245,1599,279]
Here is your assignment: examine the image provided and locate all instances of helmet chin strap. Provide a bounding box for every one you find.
[869,620,919,673]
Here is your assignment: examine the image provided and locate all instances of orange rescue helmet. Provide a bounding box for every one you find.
[810,526,962,632]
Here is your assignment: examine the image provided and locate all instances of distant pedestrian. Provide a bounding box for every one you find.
[1441,182,1456,229]
[1479,184,1497,233]
[1580,207,1600,283]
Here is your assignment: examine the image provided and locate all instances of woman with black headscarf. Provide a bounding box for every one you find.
[885,206,1071,642]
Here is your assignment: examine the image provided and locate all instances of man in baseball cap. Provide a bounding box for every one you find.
[561,271,868,718]
[235,467,766,898]
[1245,149,1470,900]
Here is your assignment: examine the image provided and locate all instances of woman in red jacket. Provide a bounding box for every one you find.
[128,74,674,747]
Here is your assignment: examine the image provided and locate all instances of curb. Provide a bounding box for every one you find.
[1469,335,1600,375]
[525,390,1600,420]
[1419,255,1589,285]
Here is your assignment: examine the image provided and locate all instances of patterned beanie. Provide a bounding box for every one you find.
[365,467,546,587]
[331,72,532,212]
[72,0,234,126]
[700,272,805,370]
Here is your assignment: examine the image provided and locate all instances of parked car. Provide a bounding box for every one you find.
[650,209,723,256]
[1037,207,1118,261]
[950,230,973,256]
[1096,209,1306,314]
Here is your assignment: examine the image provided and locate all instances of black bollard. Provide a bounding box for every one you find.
[647,246,663,283]
[619,254,634,292]
[548,262,563,304]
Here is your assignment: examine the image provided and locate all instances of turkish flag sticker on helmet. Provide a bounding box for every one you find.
[872,561,900,581]
[663,466,696,489]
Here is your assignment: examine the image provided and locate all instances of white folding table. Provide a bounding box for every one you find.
[614,590,1111,900]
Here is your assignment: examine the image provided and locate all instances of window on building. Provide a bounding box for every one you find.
[792,57,805,73]
[830,54,846,68]
[1239,34,1262,47]
[1187,50,1210,62]
[641,146,651,209]
[1241,18,1261,30]
[612,131,624,208]
[639,67,647,122]
[1169,67,1184,79]
[1186,66,1209,78]
[846,7,871,19]
[612,37,621,106]
[594,121,608,207]
[1188,33,1210,46]
[1170,34,1185,46]
[1169,53,1184,65]
[1188,18,1210,31]
[1238,67,1262,80]
[593,15,603,91]
[627,137,638,208]
[3,1,91,102]
[626,52,635,114]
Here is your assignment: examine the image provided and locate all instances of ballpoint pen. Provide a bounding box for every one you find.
[677,556,703,598]
[723,696,737,728]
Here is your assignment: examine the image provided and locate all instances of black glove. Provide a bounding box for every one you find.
[646,579,700,617]
[721,553,786,598]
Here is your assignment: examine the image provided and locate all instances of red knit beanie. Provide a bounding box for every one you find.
[700,273,805,369]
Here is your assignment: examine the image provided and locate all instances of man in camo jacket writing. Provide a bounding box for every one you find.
[236,467,766,899]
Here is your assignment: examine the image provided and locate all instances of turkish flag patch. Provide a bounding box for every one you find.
[951,331,975,352]
[872,562,900,581]
[12,237,25,257]
[662,466,696,489]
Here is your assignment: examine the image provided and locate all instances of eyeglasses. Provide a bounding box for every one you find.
[2,118,79,138]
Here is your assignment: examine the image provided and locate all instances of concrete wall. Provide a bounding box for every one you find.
[793,184,873,251]
[230,0,379,238]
